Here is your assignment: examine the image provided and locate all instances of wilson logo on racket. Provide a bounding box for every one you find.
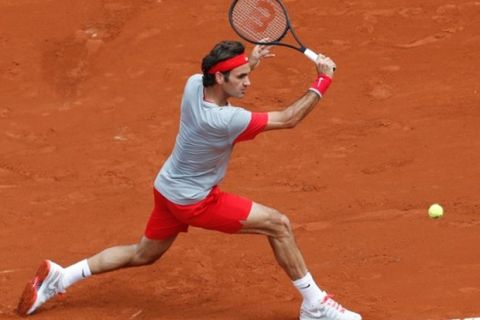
[250,0,276,32]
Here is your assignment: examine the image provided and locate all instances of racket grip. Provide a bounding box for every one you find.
[303,49,318,62]
[304,48,336,71]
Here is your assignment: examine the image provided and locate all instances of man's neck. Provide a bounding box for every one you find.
[204,86,228,106]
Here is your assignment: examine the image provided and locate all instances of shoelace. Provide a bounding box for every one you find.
[321,294,346,319]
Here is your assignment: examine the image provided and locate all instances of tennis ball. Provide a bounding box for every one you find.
[428,204,444,219]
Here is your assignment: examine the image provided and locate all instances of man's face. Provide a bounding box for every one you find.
[220,63,251,98]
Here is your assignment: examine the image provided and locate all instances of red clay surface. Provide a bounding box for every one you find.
[1,0,480,319]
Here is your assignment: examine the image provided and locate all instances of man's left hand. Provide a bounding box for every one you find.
[249,40,275,70]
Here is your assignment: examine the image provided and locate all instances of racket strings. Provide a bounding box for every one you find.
[231,0,288,42]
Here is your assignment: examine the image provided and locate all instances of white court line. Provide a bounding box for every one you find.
[129,310,142,319]
[0,184,18,189]
[0,269,17,274]
[450,317,480,320]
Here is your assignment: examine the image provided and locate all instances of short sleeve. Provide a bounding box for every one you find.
[226,108,251,141]
[233,112,269,144]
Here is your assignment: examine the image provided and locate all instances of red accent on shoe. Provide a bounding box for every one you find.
[16,260,51,317]
[322,294,346,312]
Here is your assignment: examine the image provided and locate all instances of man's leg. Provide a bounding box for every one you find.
[239,202,361,320]
[87,235,176,274]
[239,202,323,302]
[239,202,307,280]
[61,235,176,289]
[17,235,176,316]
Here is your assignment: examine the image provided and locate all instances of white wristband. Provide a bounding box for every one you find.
[308,88,322,98]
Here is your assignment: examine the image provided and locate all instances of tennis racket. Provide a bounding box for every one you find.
[229,0,324,64]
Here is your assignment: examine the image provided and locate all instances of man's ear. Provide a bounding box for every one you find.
[215,72,225,85]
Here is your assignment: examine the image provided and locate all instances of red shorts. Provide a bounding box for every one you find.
[144,186,253,240]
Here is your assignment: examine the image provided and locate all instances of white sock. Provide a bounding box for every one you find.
[62,259,92,289]
[293,272,326,305]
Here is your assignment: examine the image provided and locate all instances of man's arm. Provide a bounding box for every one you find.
[264,55,336,131]
[265,91,320,130]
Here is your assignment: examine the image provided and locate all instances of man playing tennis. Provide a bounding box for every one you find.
[17,40,361,320]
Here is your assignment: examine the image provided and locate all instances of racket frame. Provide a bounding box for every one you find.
[228,0,319,62]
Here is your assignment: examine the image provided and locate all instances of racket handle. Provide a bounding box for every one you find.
[304,48,336,71]
[303,48,318,62]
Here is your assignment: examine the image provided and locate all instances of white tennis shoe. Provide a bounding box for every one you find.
[300,294,362,320]
[17,260,65,316]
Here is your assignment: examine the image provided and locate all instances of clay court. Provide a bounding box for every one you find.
[1,0,479,319]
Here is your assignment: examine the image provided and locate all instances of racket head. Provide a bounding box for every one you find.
[228,0,290,45]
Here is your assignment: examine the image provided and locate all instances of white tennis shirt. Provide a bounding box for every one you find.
[154,74,265,205]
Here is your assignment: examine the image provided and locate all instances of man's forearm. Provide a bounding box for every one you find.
[265,72,333,131]
[283,91,320,127]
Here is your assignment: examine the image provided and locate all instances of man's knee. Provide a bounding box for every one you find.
[267,209,292,238]
[132,237,174,266]
[133,248,161,265]
[242,203,294,237]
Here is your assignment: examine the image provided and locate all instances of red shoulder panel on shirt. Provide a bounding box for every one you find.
[234,112,269,144]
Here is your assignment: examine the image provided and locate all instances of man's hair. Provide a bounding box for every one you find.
[201,41,245,87]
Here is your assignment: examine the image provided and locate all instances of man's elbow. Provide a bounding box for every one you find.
[268,111,300,129]
[284,117,300,129]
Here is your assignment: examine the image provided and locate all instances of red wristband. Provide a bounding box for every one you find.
[309,74,332,97]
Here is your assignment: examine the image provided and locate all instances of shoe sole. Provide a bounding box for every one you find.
[17,260,50,317]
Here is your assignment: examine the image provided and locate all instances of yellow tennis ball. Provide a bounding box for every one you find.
[428,204,444,219]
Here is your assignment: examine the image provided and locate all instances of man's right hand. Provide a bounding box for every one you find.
[315,54,336,78]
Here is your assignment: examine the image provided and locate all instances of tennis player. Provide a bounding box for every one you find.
[17,40,361,320]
